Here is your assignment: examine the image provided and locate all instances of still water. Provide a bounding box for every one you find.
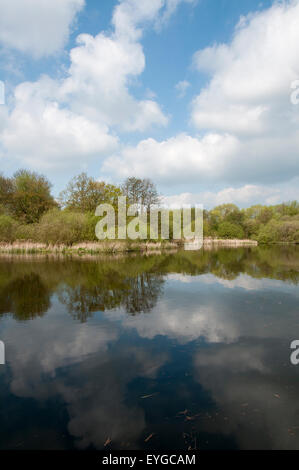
[0,246,299,450]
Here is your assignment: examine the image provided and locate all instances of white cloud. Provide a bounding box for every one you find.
[175,80,190,98]
[104,1,299,194]
[189,0,299,181]
[162,181,299,209]
[192,0,299,135]
[156,0,196,28]
[1,0,198,171]
[56,0,195,133]
[1,77,118,171]
[113,0,195,39]
[105,129,299,187]
[103,133,239,183]
[0,0,85,58]
[62,30,168,131]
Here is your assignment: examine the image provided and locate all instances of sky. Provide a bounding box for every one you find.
[0,0,299,208]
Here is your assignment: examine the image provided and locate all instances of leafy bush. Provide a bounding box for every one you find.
[36,209,90,245]
[257,221,278,243]
[0,215,19,242]
[217,222,245,239]
[257,219,299,243]
[15,223,37,241]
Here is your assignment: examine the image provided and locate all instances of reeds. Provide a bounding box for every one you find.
[203,237,258,246]
[0,239,182,254]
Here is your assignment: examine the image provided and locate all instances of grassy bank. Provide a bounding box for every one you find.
[0,238,258,254]
[0,240,185,254]
[203,237,257,246]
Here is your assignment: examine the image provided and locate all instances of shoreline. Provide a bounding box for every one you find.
[203,238,257,246]
[0,239,258,254]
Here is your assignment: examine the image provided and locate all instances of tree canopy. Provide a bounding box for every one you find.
[122,177,160,210]
[0,169,299,245]
[6,170,57,224]
[59,173,122,212]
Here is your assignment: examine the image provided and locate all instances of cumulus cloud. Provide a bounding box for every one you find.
[1,77,118,171]
[0,0,85,58]
[103,130,299,188]
[58,0,196,131]
[103,133,239,184]
[162,180,299,209]
[192,1,299,134]
[62,30,168,131]
[1,0,197,172]
[2,0,298,204]
[105,1,299,193]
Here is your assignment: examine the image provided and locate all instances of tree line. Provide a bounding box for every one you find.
[203,201,299,243]
[0,169,299,244]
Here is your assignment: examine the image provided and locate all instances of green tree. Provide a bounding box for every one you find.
[0,214,19,242]
[211,204,240,220]
[60,173,122,212]
[11,170,56,224]
[0,174,14,214]
[218,221,245,239]
[37,209,90,244]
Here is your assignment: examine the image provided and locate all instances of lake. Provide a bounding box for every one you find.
[0,246,299,450]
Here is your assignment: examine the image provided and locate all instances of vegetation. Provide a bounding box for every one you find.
[59,172,121,212]
[0,170,299,245]
[1,245,299,321]
[2,170,57,223]
[122,177,160,210]
[204,202,299,243]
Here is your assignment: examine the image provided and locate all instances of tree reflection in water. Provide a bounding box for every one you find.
[0,272,50,320]
[0,245,299,323]
[1,247,299,449]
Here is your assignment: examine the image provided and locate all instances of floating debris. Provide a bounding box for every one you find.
[104,437,112,447]
[140,393,158,399]
[145,433,155,443]
[185,415,195,421]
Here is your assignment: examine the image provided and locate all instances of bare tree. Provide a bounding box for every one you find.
[141,179,160,211]
[122,177,160,211]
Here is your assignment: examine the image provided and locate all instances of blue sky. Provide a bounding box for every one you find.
[0,0,298,208]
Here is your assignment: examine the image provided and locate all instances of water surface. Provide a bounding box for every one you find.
[0,246,299,450]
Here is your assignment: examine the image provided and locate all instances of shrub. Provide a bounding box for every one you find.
[257,221,278,244]
[257,219,299,244]
[0,214,19,242]
[217,222,245,239]
[15,223,37,241]
[36,209,90,245]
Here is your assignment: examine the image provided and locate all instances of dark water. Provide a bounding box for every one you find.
[0,246,299,450]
